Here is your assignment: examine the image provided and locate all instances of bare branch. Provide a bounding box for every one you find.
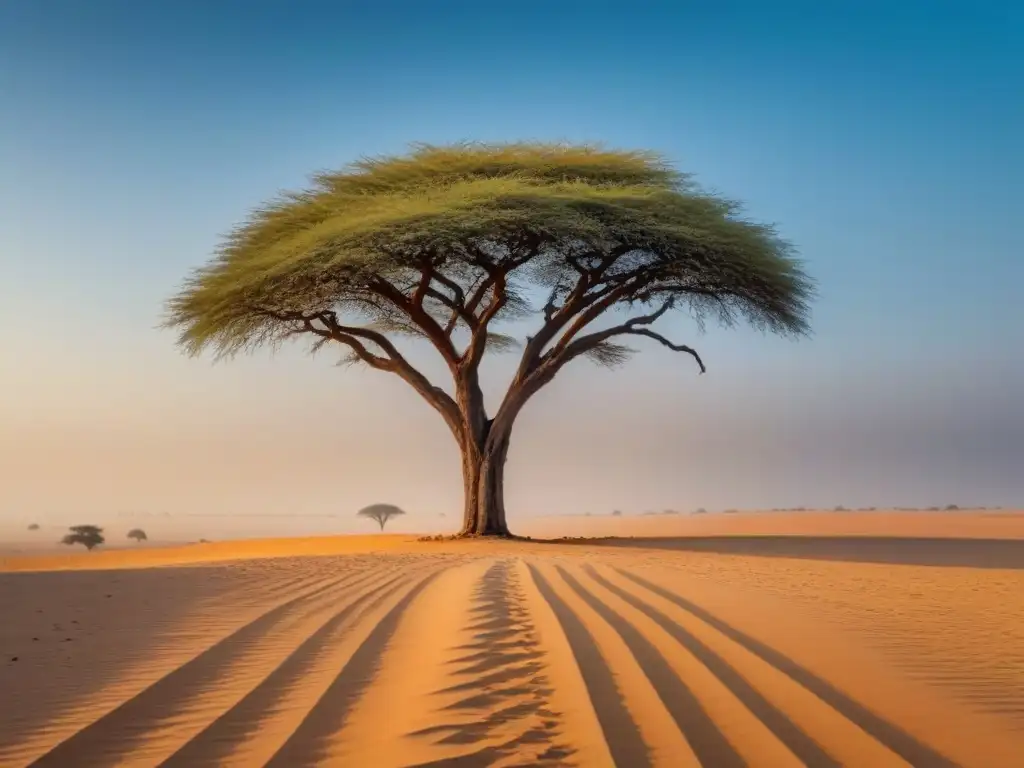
[412,263,433,306]
[599,328,705,373]
[542,284,563,321]
[459,235,542,371]
[248,306,464,439]
[555,302,706,374]
[368,277,460,367]
[461,270,507,369]
[428,270,478,334]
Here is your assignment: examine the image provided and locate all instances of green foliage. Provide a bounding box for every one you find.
[580,341,635,368]
[164,142,813,363]
[357,503,406,531]
[62,525,105,551]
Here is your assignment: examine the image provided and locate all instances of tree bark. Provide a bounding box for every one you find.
[459,430,512,536]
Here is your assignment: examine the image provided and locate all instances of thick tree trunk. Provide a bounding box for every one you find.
[458,425,512,537]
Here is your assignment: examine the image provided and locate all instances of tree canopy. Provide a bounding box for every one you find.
[165,142,813,536]
[127,528,148,542]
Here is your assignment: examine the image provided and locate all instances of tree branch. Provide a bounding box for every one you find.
[459,235,541,371]
[249,306,464,440]
[585,328,706,373]
[368,277,460,368]
[547,295,673,361]
[555,302,706,373]
[428,270,478,334]
[461,267,507,370]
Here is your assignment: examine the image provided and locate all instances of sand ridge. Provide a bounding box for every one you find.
[3,535,1022,767]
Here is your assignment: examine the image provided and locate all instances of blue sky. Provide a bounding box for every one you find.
[1,1,1021,533]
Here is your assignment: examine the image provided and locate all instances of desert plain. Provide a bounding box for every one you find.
[2,510,1024,767]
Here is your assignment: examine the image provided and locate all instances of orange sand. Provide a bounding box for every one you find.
[2,512,1023,766]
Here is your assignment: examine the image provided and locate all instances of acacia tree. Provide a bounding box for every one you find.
[62,525,105,550]
[357,503,406,531]
[127,528,148,543]
[165,143,812,537]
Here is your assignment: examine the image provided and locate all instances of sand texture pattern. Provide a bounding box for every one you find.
[2,530,1023,767]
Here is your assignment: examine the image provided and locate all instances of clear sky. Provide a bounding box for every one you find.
[1,1,1021,539]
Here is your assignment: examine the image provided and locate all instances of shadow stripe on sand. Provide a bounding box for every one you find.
[616,568,961,768]
[26,570,368,768]
[525,563,651,768]
[556,565,744,768]
[583,564,840,768]
[264,571,441,768]
[156,568,419,767]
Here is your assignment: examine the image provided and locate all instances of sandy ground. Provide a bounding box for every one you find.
[2,513,1024,767]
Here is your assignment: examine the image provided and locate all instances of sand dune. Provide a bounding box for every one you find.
[3,527,1023,767]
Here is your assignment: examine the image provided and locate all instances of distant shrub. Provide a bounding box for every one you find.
[611,510,622,517]
[833,505,846,512]
[723,508,739,514]
[127,528,148,543]
[27,523,40,531]
[61,525,104,551]
[692,508,708,515]
[663,509,680,515]
[944,504,960,511]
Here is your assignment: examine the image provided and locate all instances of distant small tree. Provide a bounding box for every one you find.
[27,523,40,531]
[663,508,680,515]
[611,509,622,517]
[357,503,406,531]
[62,525,105,551]
[127,528,148,543]
[833,505,846,512]
[693,507,707,515]
[944,504,960,511]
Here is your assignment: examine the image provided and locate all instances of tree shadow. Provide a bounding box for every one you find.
[0,565,239,760]
[555,535,1024,569]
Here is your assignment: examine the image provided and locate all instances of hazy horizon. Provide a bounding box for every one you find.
[2,1,1022,540]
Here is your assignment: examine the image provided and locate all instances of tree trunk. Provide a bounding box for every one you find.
[458,425,512,537]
